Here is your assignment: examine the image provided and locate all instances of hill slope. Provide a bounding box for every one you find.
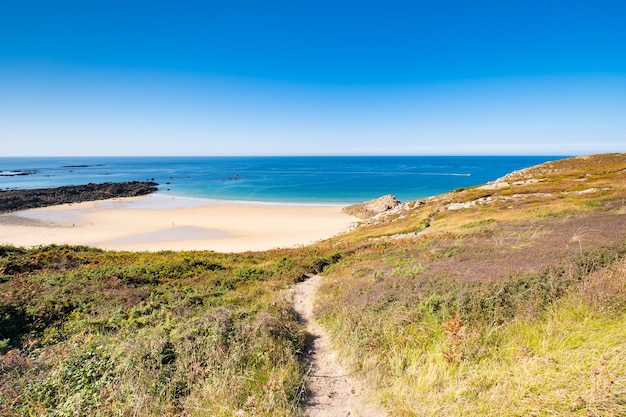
[317,153,626,416]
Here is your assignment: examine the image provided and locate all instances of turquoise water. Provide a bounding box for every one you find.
[0,156,563,204]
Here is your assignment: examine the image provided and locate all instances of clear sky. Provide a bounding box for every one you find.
[1,0,625,156]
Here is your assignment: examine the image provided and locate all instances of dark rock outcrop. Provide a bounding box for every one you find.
[342,194,401,219]
[0,181,158,213]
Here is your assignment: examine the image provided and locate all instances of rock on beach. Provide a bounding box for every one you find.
[0,181,159,213]
[342,194,402,219]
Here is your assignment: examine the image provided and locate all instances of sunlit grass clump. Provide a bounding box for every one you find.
[381,264,626,416]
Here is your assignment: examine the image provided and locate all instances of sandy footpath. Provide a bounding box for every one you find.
[0,194,358,252]
[293,275,387,416]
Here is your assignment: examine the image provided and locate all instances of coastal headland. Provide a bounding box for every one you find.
[0,182,359,252]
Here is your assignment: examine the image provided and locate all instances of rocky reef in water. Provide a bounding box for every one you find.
[0,181,159,213]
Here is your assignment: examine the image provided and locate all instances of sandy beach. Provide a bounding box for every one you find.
[0,194,358,252]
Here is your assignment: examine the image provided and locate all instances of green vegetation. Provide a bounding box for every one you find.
[1,153,625,416]
[0,246,343,416]
[460,218,495,229]
[314,153,626,416]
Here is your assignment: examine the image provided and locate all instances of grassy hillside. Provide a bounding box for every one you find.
[0,246,341,416]
[317,153,626,416]
[1,153,625,416]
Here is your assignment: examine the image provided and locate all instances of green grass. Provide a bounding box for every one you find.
[316,245,626,416]
[0,245,347,416]
[460,218,495,229]
[380,299,626,416]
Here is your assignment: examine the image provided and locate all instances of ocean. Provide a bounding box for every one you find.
[0,156,563,205]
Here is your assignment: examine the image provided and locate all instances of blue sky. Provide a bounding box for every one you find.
[1,0,625,156]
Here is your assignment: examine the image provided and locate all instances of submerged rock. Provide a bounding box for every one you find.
[342,194,402,219]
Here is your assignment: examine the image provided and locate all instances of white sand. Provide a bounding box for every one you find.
[0,195,358,252]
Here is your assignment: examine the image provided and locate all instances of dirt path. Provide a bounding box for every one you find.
[292,275,386,417]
